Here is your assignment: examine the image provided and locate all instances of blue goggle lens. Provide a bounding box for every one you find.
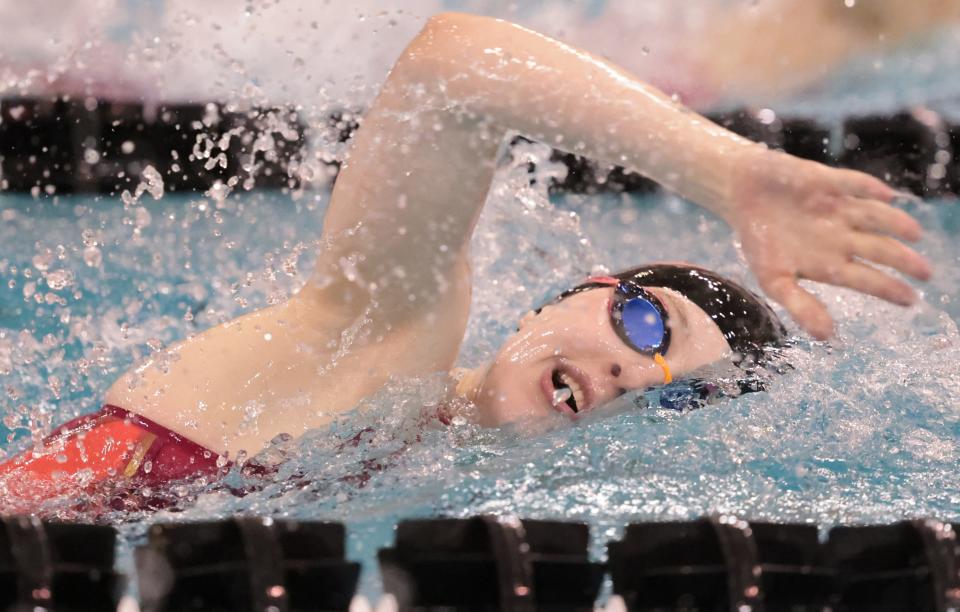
[615,293,667,354]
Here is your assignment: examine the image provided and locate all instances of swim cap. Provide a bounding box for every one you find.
[560,263,788,411]
[605,263,786,361]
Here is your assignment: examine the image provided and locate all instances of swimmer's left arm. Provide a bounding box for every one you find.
[307,11,931,342]
[309,10,760,333]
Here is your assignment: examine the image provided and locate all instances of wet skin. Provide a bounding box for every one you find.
[465,285,731,426]
[109,12,927,459]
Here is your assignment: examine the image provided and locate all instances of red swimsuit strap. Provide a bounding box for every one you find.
[101,404,224,464]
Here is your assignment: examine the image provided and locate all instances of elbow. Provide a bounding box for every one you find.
[387,12,517,112]
[387,13,486,90]
[405,12,504,66]
[421,11,498,37]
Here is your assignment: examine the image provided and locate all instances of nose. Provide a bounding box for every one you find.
[584,358,663,410]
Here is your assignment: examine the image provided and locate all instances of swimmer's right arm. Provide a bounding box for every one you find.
[309,12,930,341]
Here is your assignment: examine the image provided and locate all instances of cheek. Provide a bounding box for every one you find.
[671,324,730,372]
[476,362,508,409]
[497,329,560,367]
[475,370,538,426]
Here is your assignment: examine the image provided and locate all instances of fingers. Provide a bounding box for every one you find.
[849,233,932,280]
[845,197,923,242]
[760,275,834,340]
[836,169,897,202]
[813,261,917,306]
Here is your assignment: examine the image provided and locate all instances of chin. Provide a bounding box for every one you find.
[472,370,542,426]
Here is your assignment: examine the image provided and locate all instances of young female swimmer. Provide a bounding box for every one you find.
[0,13,930,507]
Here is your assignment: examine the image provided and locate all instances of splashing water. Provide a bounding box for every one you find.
[1,139,958,598]
[0,2,958,602]
[120,165,165,208]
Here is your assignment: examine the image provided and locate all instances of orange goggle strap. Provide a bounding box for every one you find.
[654,352,672,385]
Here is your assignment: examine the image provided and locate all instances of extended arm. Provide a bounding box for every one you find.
[308,12,930,339]
[698,0,960,100]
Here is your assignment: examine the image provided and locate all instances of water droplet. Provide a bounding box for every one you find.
[44,269,73,290]
[32,248,53,271]
[83,246,102,267]
[135,207,152,229]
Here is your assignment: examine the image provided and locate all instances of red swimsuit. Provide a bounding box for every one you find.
[0,405,226,511]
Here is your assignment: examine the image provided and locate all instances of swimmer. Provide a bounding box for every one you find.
[521,0,960,107]
[691,0,960,103]
[0,13,931,509]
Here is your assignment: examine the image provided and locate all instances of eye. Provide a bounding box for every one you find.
[643,288,689,357]
[616,294,668,355]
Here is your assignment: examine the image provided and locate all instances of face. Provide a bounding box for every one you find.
[469,285,731,426]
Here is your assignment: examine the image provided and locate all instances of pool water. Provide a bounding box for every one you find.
[0,142,958,599]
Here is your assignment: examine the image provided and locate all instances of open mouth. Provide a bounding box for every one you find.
[550,368,585,413]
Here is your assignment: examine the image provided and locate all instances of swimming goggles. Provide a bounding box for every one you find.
[553,276,673,383]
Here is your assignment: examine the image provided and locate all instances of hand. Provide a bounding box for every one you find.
[723,148,931,340]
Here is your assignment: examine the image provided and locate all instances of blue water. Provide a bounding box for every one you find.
[1,146,958,599]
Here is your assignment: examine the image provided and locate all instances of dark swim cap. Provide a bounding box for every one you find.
[605,263,786,361]
[546,263,787,411]
[597,264,787,411]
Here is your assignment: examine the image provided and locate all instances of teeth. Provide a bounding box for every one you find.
[558,372,585,409]
[552,387,572,406]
